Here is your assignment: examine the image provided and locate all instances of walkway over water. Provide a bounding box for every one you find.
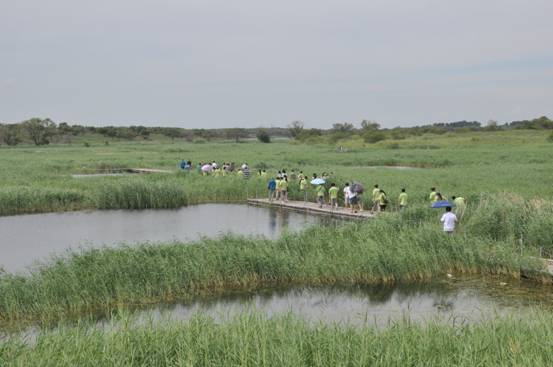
[248,198,376,219]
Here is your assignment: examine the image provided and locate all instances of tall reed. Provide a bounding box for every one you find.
[0,215,544,326]
[2,312,553,366]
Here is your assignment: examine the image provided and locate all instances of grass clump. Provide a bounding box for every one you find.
[465,194,553,251]
[3,313,553,366]
[0,187,86,215]
[95,179,187,209]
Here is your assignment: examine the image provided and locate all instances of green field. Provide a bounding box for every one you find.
[0,129,552,216]
[1,129,553,366]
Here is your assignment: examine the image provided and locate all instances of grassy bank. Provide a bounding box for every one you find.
[0,212,545,328]
[3,313,553,366]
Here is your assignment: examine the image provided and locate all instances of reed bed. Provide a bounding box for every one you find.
[0,215,544,327]
[0,186,86,216]
[2,312,553,366]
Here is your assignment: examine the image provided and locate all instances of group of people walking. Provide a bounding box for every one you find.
[180,160,466,233]
[265,173,467,233]
[180,160,253,178]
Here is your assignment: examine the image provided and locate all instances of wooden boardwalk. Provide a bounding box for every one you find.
[129,168,173,174]
[247,198,376,219]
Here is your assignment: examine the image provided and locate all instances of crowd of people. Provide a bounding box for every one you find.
[264,172,467,233]
[179,160,466,233]
[180,160,255,178]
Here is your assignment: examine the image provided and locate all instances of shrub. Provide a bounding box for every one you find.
[256,129,271,143]
[363,131,387,144]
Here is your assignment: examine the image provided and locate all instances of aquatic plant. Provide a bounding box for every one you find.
[0,215,544,326]
[2,312,553,366]
[0,187,86,216]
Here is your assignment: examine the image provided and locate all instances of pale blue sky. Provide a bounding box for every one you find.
[1,0,552,128]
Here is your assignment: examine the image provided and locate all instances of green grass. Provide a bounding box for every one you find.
[0,130,552,216]
[3,312,553,366]
[1,130,553,364]
[0,210,546,328]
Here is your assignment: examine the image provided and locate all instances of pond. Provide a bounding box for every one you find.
[105,275,553,328]
[0,204,337,273]
[5,275,552,341]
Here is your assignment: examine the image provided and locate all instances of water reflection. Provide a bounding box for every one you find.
[91,276,553,328]
[0,204,340,273]
[2,276,552,343]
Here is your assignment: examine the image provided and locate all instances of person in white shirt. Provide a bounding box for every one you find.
[440,206,458,234]
[343,182,352,208]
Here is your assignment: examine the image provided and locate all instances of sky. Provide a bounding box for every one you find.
[1,0,552,128]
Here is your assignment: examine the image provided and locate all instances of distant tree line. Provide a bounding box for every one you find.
[286,116,553,144]
[0,119,290,146]
[0,116,551,146]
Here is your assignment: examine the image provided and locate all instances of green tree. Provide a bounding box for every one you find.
[225,128,249,143]
[57,122,72,135]
[97,126,118,138]
[331,122,355,132]
[163,128,183,141]
[360,120,380,131]
[256,129,271,143]
[288,121,304,139]
[0,124,21,146]
[23,118,56,145]
[130,125,150,139]
[296,128,322,141]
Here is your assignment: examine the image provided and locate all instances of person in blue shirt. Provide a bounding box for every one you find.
[180,160,192,171]
[267,177,277,202]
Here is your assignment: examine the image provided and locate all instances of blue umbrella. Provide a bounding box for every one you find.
[310,178,325,185]
[432,200,455,208]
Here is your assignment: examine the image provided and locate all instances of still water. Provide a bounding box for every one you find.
[112,276,553,328]
[0,204,334,273]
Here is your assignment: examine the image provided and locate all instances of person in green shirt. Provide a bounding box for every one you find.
[451,196,466,217]
[275,176,282,201]
[299,177,308,201]
[398,188,408,209]
[378,190,389,211]
[328,183,339,208]
[452,196,465,207]
[316,184,326,208]
[429,187,438,202]
[280,177,289,202]
[372,184,380,212]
